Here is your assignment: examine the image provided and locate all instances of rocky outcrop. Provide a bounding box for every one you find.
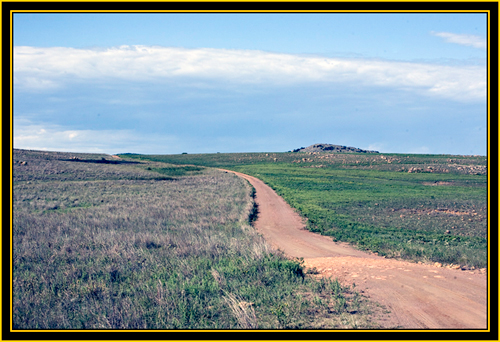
[292,143,379,154]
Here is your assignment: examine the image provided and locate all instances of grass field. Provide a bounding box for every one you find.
[124,151,488,269]
[12,149,380,330]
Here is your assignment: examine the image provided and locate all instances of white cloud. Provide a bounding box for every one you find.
[431,31,487,49]
[13,118,180,154]
[367,143,387,153]
[14,45,486,102]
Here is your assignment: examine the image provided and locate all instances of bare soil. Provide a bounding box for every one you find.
[223,170,488,330]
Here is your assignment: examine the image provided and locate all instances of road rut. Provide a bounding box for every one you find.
[223,169,488,330]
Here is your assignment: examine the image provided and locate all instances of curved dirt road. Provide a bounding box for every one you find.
[223,169,488,330]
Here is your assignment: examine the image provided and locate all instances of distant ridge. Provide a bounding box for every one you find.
[292,143,379,154]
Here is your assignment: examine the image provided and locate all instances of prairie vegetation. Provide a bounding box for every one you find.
[12,149,378,330]
[127,151,488,269]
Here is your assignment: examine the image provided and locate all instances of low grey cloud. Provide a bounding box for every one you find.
[14,45,486,102]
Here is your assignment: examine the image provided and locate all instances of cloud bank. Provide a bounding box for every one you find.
[431,31,487,49]
[14,45,486,102]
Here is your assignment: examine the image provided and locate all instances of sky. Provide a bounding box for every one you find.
[13,12,488,155]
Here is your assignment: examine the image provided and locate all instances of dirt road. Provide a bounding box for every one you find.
[223,169,488,330]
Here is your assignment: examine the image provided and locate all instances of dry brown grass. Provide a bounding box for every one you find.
[12,149,378,330]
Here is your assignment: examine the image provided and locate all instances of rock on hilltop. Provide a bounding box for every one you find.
[292,143,379,154]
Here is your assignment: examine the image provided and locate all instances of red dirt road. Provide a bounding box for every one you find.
[224,170,488,330]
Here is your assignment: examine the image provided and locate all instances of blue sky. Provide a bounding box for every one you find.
[13,12,488,155]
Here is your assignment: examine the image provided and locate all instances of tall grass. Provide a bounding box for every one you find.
[13,149,377,330]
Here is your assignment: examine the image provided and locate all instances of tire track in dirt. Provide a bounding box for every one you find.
[222,169,488,330]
